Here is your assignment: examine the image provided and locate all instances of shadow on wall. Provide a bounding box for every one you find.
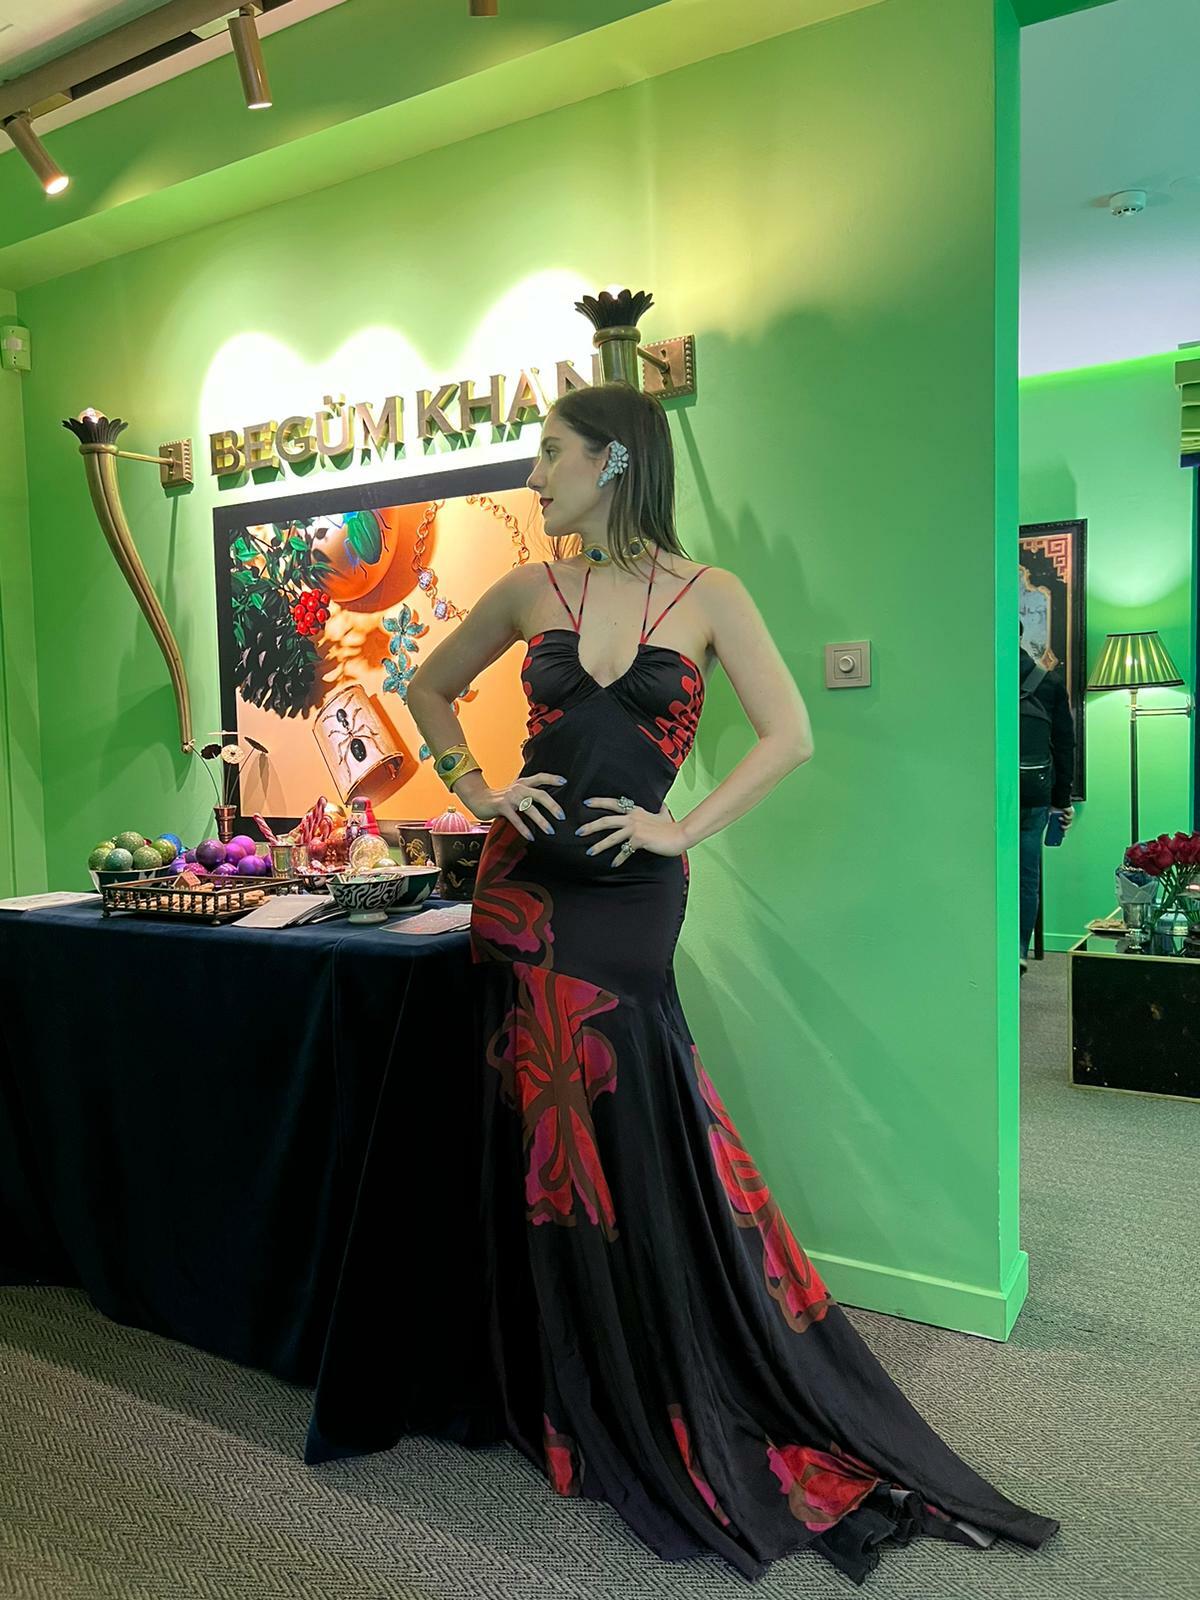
[661,308,1014,1287]
[674,918,996,1281]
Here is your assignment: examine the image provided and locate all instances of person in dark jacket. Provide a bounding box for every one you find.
[1019,620,1076,975]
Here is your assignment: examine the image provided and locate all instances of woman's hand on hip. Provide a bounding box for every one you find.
[459,771,567,842]
[577,799,687,859]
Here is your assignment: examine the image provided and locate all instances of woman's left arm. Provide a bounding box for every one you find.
[674,568,813,849]
[580,569,813,859]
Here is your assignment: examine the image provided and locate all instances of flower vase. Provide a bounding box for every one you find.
[213,804,236,843]
[1151,909,1188,957]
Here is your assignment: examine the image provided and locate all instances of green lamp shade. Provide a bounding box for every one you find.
[1087,631,1184,692]
[1177,356,1200,463]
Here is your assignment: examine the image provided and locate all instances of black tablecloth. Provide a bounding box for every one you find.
[0,899,477,1393]
[304,941,495,1463]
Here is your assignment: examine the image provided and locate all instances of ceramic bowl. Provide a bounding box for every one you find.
[328,865,439,922]
[383,864,440,909]
[327,873,398,923]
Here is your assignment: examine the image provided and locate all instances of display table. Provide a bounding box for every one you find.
[0,898,482,1401]
[1068,930,1200,1102]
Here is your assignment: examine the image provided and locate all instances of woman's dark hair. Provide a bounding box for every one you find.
[549,382,690,574]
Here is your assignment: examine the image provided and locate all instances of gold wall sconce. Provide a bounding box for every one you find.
[62,408,196,752]
[574,288,696,398]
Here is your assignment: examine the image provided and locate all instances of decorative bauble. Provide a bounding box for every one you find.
[425,802,472,834]
[132,846,164,871]
[158,833,183,853]
[103,848,134,871]
[196,839,227,869]
[151,838,178,865]
[224,840,250,863]
[324,819,350,870]
[114,831,146,854]
[211,862,240,877]
[228,834,258,856]
[237,853,270,877]
[349,833,390,872]
[88,844,115,870]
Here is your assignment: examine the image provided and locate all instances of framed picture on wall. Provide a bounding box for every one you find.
[1019,518,1087,802]
[1192,470,1200,833]
[213,458,543,831]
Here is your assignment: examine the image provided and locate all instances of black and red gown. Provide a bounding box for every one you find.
[467,554,1059,1584]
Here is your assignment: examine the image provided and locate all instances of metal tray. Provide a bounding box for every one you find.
[101,875,308,925]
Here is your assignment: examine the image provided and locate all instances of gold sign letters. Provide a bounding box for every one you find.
[209,357,599,479]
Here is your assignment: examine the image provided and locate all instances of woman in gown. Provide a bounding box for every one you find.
[404,382,1059,1584]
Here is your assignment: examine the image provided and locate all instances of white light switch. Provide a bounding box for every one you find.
[825,641,871,688]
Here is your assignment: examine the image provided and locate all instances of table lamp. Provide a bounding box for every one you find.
[1086,632,1190,845]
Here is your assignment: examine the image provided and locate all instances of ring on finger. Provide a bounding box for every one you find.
[517,795,534,813]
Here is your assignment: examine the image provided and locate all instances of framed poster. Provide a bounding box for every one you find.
[1019,518,1087,802]
[1193,470,1200,832]
[214,458,543,831]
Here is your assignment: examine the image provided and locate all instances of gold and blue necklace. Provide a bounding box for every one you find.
[582,537,649,566]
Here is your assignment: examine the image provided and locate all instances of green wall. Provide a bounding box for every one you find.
[0,287,46,897]
[9,0,1027,1336]
[1020,351,1195,948]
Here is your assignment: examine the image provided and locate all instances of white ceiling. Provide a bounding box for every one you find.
[0,0,167,76]
[1020,0,1200,375]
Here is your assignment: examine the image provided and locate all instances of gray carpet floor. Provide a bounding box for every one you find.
[2,953,1197,1598]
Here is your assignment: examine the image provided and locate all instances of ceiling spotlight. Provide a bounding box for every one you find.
[470,1,499,15]
[229,5,273,110]
[3,113,70,196]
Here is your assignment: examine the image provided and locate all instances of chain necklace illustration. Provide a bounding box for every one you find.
[412,494,532,621]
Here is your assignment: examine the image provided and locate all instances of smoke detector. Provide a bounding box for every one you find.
[1110,189,1147,217]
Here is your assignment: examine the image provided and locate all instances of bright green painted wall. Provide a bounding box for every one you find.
[1020,351,1195,948]
[13,0,1025,1335]
[0,287,46,897]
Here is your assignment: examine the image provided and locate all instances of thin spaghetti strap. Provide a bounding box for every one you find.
[643,564,712,643]
[543,561,582,633]
[638,547,660,644]
[578,564,592,628]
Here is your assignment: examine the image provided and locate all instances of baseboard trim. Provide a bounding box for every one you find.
[809,1247,1029,1341]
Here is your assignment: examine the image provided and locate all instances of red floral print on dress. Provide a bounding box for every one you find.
[668,1404,733,1528]
[471,818,555,966]
[544,1413,582,1497]
[767,1440,881,1532]
[693,1048,833,1332]
[487,964,621,1239]
[522,634,565,744]
[637,663,704,769]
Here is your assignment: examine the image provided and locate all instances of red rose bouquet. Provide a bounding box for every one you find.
[1123,832,1200,922]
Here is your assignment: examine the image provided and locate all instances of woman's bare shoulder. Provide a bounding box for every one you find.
[655,553,727,582]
